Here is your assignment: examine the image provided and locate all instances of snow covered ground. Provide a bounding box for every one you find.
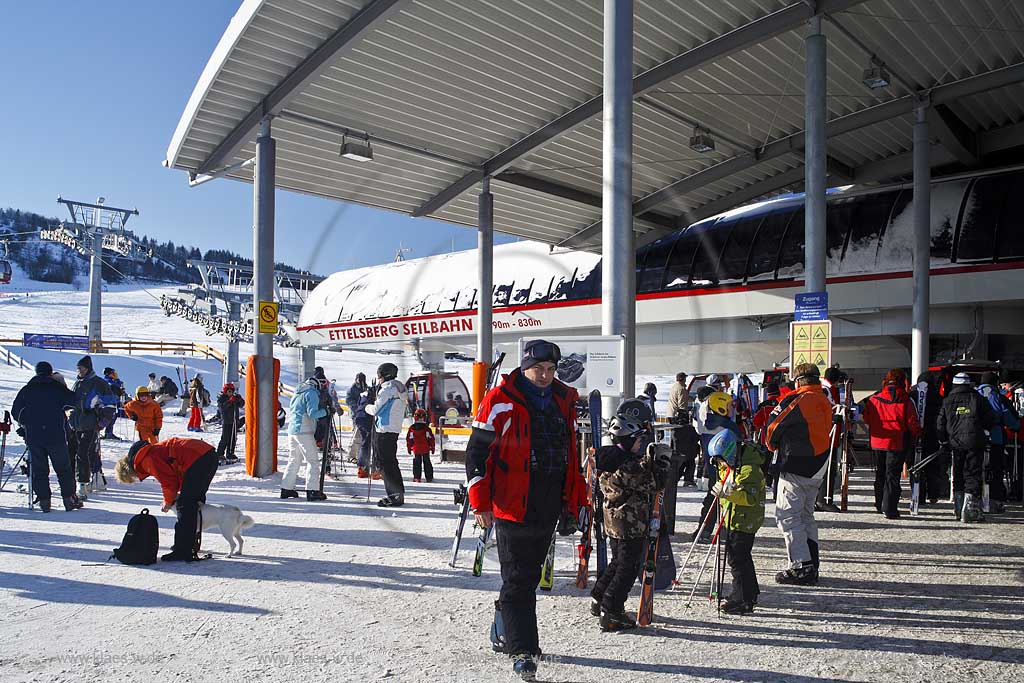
[1,282,1022,682]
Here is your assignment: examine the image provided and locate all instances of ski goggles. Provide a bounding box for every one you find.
[521,340,562,369]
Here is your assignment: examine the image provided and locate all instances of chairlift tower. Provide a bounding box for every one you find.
[57,196,139,351]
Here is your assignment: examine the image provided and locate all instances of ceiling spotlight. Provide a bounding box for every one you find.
[689,126,715,154]
[862,65,891,90]
[339,134,373,162]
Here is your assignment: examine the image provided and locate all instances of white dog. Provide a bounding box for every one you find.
[181,502,255,557]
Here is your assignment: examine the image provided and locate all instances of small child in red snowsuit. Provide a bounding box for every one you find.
[405,408,436,483]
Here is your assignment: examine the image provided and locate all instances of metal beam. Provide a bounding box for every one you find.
[978,120,1024,155]
[412,0,868,218]
[632,61,1024,215]
[197,0,410,175]
[931,104,979,167]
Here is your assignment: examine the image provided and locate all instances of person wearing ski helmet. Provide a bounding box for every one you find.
[690,391,741,544]
[765,363,834,585]
[365,362,408,507]
[937,372,998,522]
[706,429,766,615]
[859,369,922,519]
[977,370,1020,514]
[466,339,588,680]
[281,376,329,501]
[124,386,163,445]
[589,409,671,631]
[406,408,436,483]
[215,382,244,464]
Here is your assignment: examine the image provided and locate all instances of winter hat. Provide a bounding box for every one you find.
[103,367,115,376]
[34,361,53,377]
[675,372,687,383]
[521,339,561,371]
[135,386,150,398]
[377,362,399,381]
[706,373,722,387]
[148,372,156,379]
[77,355,93,371]
[979,371,999,387]
[127,440,148,466]
[314,366,326,380]
[223,382,236,392]
[952,372,972,386]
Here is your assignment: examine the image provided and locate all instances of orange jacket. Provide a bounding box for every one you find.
[133,437,215,505]
[766,383,834,478]
[124,399,163,436]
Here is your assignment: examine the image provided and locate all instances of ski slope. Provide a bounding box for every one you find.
[1,282,1022,683]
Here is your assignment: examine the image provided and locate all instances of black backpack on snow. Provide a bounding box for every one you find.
[112,508,159,565]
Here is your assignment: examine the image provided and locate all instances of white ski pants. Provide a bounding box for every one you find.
[775,471,822,567]
[282,429,320,490]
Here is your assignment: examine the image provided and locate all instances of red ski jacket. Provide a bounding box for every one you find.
[465,368,588,523]
[405,422,435,455]
[860,384,922,453]
[132,437,215,506]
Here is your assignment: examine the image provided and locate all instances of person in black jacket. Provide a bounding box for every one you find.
[154,375,179,406]
[215,382,244,464]
[937,373,998,522]
[70,355,116,499]
[11,362,83,512]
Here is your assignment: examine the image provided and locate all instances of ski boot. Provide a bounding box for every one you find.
[39,498,52,513]
[357,467,368,478]
[306,489,327,501]
[92,471,107,492]
[590,599,602,617]
[720,598,754,615]
[280,488,299,499]
[511,653,538,681]
[991,500,1005,514]
[413,477,421,483]
[377,494,403,507]
[599,609,637,632]
[63,495,84,511]
[962,494,984,523]
[775,562,818,586]
[225,455,239,465]
[77,483,89,501]
[954,492,965,520]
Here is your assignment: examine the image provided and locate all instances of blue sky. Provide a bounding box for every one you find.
[0,1,512,274]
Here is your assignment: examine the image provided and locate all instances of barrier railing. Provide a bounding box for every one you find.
[0,338,226,364]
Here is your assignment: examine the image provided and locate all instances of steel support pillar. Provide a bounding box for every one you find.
[477,177,494,364]
[301,346,316,382]
[253,116,276,477]
[225,301,241,387]
[602,0,635,416]
[87,225,103,350]
[912,103,931,383]
[804,17,827,294]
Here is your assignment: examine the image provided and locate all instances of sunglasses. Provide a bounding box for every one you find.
[523,341,561,364]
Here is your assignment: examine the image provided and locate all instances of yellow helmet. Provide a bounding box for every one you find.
[135,386,151,399]
[707,391,733,417]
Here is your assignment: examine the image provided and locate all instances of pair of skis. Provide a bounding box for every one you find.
[636,427,676,627]
[574,389,607,589]
[839,379,854,512]
[910,379,928,515]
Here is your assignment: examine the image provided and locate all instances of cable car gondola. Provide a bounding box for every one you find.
[0,241,11,284]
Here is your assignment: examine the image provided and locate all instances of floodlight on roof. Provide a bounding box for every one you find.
[689,126,715,154]
[862,65,891,90]
[339,134,373,162]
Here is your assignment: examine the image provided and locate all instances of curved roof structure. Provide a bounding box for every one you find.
[167,0,1024,252]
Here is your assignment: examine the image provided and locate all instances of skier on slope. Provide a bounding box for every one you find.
[937,373,997,522]
[859,369,922,520]
[70,355,116,499]
[465,339,588,681]
[365,362,408,507]
[977,371,1020,514]
[765,363,833,585]
[589,409,670,631]
[186,376,210,432]
[123,386,163,445]
[280,376,328,501]
[215,383,244,464]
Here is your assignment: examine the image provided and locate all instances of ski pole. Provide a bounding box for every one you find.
[684,502,728,607]
[676,466,733,581]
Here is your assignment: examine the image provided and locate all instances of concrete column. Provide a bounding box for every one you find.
[301,346,316,382]
[87,226,103,351]
[477,177,494,364]
[253,116,276,477]
[911,103,931,383]
[602,0,635,415]
[225,301,241,387]
[804,16,827,294]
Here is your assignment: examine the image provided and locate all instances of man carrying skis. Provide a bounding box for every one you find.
[466,340,588,681]
[938,373,997,522]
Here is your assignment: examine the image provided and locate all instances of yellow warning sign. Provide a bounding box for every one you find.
[790,320,831,375]
[258,300,279,335]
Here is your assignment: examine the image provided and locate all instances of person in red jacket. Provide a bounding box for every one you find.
[466,339,588,681]
[114,437,219,562]
[405,408,436,483]
[859,369,922,519]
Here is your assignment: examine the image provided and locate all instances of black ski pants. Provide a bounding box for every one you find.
[725,529,759,604]
[952,448,983,497]
[375,432,405,502]
[495,517,558,656]
[353,419,372,469]
[873,450,905,517]
[73,429,99,483]
[988,443,1007,502]
[412,454,433,481]
[590,536,644,614]
[26,435,76,502]
[172,449,219,556]
[216,420,238,459]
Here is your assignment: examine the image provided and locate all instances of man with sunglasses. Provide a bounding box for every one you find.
[466,339,588,681]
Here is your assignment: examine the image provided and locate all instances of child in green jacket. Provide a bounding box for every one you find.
[707,429,766,615]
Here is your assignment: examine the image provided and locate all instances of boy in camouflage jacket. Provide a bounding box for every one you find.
[589,412,671,632]
[707,429,766,615]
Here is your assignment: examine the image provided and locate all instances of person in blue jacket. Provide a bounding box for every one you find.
[12,362,84,512]
[977,371,1021,513]
[70,355,116,499]
[280,377,328,501]
[101,367,127,440]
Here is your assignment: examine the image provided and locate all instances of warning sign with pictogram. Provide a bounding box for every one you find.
[790,319,831,375]
[258,300,279,335]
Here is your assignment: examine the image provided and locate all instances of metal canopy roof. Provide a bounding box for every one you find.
[166,0,1024,252]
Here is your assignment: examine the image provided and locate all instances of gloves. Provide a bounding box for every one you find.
[711,480,733,498]
[130,414,138,421]
[16,426,26,438]
[646,442,672,466]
